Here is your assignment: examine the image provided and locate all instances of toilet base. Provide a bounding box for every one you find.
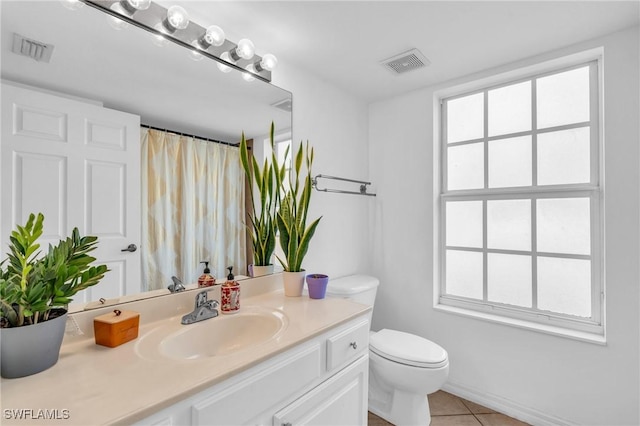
[369,390,431,425]
[368,349,448,426]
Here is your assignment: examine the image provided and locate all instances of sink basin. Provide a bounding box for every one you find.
[135,306,288,361]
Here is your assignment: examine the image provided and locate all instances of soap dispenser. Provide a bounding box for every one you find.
[198,261,216,288]
[221,266,240,314]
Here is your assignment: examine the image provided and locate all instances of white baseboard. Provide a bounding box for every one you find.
[442,381,578,426]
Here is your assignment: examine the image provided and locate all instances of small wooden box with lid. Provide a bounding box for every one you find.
[93,309,140,348]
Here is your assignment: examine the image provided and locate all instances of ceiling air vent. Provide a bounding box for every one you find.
[271,98,292,112]
[380,48,430,75]
[12,33,54,63]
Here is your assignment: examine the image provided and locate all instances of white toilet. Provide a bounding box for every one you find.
[326,275,449,426]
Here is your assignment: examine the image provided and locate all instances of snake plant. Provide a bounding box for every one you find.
[0,213,108,327]
[240,122,288,267]
[276,140,322,272]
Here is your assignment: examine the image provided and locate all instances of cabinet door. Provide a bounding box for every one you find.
[273,355,368,426]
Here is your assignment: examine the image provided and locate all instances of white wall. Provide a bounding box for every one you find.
[272,66,372,278]
[369,26,639,426]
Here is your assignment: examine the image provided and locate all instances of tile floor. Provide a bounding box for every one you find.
[368,391,531,426]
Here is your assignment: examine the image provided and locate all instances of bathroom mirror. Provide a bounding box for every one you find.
[0,1,292,307]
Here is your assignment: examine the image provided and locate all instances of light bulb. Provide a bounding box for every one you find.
[229,38,255,61]
[200,25,225,48]
[163,5,189,32]
[217,52,233,73]
[60,0,84,10]
[243,65,256,82]
[256,53,278,72]
[113,0,150,16]
[236,39,255,60]
[124,0,151,10]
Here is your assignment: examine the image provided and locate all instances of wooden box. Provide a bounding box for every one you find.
[93,309,140,348]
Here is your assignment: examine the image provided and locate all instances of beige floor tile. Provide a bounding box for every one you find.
[428,391,472,416]
[476,413,531,426]
[430,414,483,426]
[367,411,393,426]
[460,398,497,414]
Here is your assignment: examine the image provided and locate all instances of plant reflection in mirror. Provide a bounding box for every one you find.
[240,122,288,268]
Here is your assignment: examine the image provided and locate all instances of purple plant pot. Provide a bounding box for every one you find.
[306,274,329,299]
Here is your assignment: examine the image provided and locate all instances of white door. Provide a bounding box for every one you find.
[1,82,141,303]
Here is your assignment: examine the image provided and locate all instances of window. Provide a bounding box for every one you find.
[439,60,602,337]
[263,132,292,192]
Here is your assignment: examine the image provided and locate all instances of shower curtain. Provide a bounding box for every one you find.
[141,128,246,290]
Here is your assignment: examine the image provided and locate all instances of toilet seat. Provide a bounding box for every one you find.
[370,329,448,369]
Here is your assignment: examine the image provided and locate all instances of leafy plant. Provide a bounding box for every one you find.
[239,122,288,267]
[0,213,108,327]
[276,140,322,272]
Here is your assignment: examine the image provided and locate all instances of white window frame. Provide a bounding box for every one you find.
[435,52,604,342]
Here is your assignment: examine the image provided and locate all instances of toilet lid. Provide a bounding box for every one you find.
[370,329,448,368]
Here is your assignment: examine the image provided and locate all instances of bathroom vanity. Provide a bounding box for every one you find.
[138,314,369,426]
[0,276,370,425]
[0,275,370,425]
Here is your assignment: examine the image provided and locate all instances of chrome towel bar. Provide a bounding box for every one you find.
[312,174,376,197]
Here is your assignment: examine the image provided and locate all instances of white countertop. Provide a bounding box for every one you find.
[0,290,370,425]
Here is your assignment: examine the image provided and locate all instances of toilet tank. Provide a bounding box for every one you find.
[326,275,379,307]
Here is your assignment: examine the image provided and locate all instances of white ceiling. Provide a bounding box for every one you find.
[170,1,640,102]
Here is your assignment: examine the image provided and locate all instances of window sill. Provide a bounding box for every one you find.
[434,303,606,345]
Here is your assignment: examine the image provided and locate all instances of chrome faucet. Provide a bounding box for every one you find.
[181,290,219,325]
[168,276,185,293]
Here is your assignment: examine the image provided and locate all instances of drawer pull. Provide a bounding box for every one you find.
[283,423,292,426]
[350,341,357,350]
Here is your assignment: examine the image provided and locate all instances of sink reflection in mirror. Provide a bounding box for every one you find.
[135,306,288,361]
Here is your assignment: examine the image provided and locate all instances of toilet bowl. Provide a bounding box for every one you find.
[369,329,449,425]
[326,275,449,426]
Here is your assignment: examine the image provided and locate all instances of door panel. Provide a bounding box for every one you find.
[12,152,67,243]
[13,103,67,141]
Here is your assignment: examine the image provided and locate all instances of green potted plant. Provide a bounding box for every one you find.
[0,213,108,378]
[239,122,288,277]
[276,140,322,296]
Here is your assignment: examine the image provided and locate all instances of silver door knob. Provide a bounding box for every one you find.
[121,244,137,252]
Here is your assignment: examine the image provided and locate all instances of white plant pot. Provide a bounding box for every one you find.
[282,270,306,297]
[249,264,275,278]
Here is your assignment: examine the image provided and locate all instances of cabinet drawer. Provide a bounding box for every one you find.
[191,343,322,425]
[326,319,369,371]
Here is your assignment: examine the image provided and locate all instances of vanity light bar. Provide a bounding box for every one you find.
[81,0,274,82]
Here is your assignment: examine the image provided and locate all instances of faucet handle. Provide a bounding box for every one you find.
[195,290,209,308]
[168,276,185,293]
[195,289,219,308]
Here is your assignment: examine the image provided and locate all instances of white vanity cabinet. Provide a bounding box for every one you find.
[136,316,369,426]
